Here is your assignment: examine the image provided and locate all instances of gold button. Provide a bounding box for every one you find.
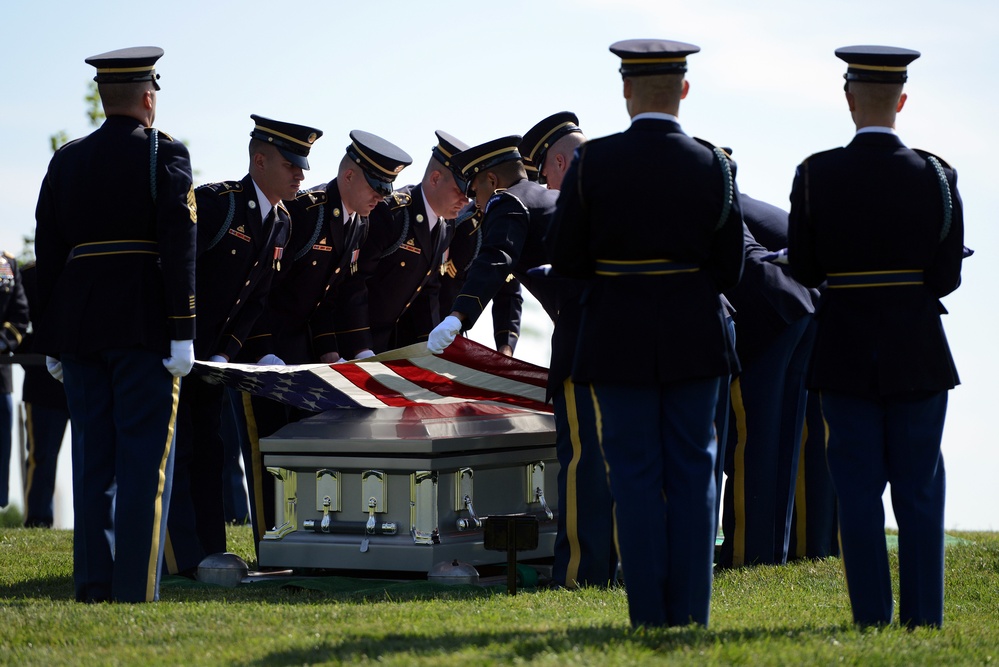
[400,261,406,267]
[335,267,340,273]
[235,299,240,305]
[244,280,250,286]
[416,286,421,292]
[231,249,236,255]
[313,261,318,266]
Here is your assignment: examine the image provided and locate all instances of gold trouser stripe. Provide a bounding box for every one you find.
[793,419,809,559]
[730,377,748,567]
[563,378,583,587]
[589,385,621,579]
[164,531,178,574]
[23,404,37,501]
[146,375,181,601]
[242,392,267,542]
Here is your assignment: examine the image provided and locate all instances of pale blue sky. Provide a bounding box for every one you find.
[1,0,995,529]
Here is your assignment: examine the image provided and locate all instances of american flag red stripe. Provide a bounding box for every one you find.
[192,336,552,413]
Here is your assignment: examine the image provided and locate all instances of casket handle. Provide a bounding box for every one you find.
[456,494,482,531]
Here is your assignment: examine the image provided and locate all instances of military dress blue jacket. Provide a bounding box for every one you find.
[788,131,963,398]
[34,115,196,356]
[548,117,744,385]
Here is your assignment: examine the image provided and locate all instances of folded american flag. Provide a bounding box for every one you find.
[191,337,552,413]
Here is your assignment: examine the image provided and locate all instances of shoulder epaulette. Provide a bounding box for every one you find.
[693,137,730,158]
[294,188,326,209]
[484,189,529,217]
[913,148,953,170]
[197,180,243,196]
[582,134,613,149]
[388,191,413,211]
[802,147,842,164]
[145,127,176,142]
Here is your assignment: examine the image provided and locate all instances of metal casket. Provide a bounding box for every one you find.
[258,403,558,573]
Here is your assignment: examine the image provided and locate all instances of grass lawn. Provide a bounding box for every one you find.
[1,523,997,666]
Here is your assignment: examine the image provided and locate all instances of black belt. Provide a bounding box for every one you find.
[826,270,924,289]
[594,259,699,276]
[67,240,159,262]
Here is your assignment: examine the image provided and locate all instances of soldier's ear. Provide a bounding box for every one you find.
[896,92,908,113]
[251,150,267,172]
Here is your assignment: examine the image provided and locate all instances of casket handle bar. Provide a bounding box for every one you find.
[302,518,398,535]
[534,487,554,521]
[456,494,482,531]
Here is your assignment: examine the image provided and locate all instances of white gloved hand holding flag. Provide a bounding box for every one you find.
[428,315,463,354]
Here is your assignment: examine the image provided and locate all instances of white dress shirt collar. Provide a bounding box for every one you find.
[250,179,274,221]
[421,189,441,231]
[631,111,680,125]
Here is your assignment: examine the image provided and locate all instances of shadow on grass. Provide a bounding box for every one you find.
[0,574,75,600]
[159,574,502,605]
[244,623,853,665]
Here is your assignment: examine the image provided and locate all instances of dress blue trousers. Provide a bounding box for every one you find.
[591,377,721,628]
[62,349,179,602]
[822,390,947,628]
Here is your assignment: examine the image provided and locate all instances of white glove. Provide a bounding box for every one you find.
[45,356,64,383]
[208,355,227,363]
[761,248,789,265]
[162,339,195,377]
[527,264,552,278]
[257,354,285,366]
[354,349,376,360]
[427,315,463,354]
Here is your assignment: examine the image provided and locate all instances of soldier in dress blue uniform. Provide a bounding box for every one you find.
[235,131,411,557]
[717,194,818,568]
[33,47,196,602]
[788,46,964,628]
[164,115,322,576]
[426,136,561,353]
[0,253,29,511]
[521,112,617,589]
[433,203,525,353]
[19,261,70,528]
[548,40,744,627]
[523,111,586,192]
[335,131,470,356]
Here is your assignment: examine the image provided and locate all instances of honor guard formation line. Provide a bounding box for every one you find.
[17,37,963,630]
